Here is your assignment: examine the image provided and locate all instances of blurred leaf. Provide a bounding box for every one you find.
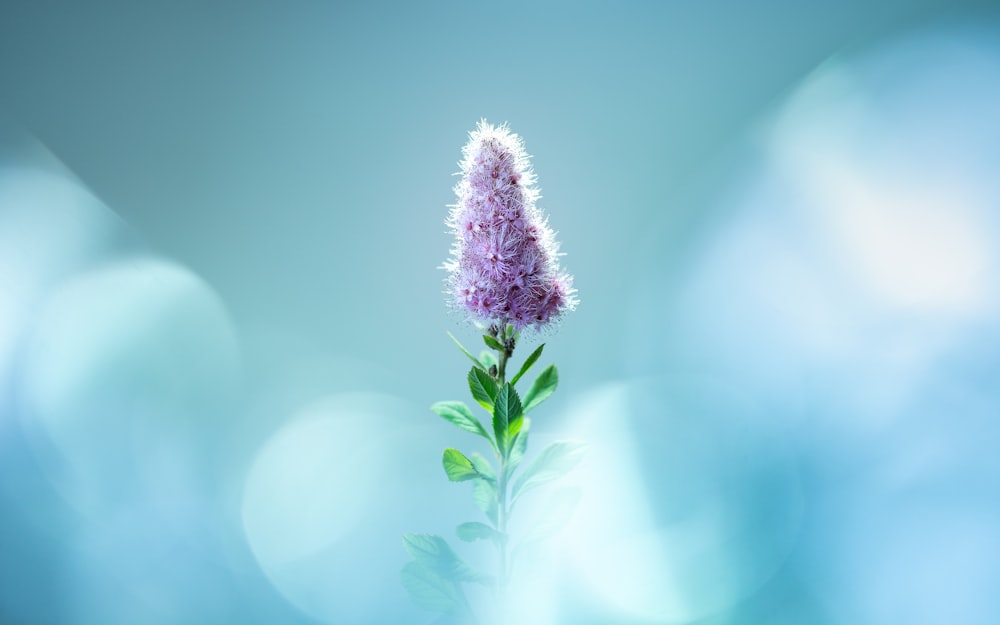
[468,455,498,524]
[478,350,498,370]
[510,488,582,570]
[510,343,544,386]
[400,561,465,613]
[492,384,523,455]
[456,521,501,543]
[483,335,505,351]
[522,365,558,413]
[472,477,498,525]
[468,367,497,411]
[511,440,587,502]
[506,418,531,478]
[402,533,491,585]
[442,448,479,482]
[521,487,581,544]
[447,331,486,372]
[402,533,448,565]
[431,401,494,449]
[469,452,496,482]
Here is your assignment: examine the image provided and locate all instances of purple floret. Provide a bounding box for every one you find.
[444,121,577,330]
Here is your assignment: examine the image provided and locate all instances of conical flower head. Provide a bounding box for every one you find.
[445,121,576,330]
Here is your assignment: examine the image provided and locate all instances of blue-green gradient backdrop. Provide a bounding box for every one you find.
[2,1,1000,624]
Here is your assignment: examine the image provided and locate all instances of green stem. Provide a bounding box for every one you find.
[497,324,509,384]
[492,322,516,608]
[497,454,508,602]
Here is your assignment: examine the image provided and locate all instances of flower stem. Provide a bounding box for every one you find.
[497,453,508,604]
[497,324,510,384]
[493,322,514,609]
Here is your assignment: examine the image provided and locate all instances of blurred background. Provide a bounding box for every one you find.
[2,1,1000,623]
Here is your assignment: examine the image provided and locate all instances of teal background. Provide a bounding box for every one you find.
[2,1,1000,624]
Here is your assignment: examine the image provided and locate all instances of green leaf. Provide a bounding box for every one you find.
[400,561,465,613]
[522,364,558,413]
[483,334,505,351]
[511,440,587,502]
[508,411,525,440]
[402,533,491,585]
[456,521,501,543]
[492,384,523,455]
[510,343,544,386]
[442,448,479,482]
[478,350,498,371]
[430,401,494,449]
[506,418,530,478]
[447,331,486,371]
[468,367,498,411]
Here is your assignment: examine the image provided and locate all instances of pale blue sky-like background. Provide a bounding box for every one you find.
[2,1,1000,624]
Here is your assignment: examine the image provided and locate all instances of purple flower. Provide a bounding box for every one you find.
[444,121,577,330]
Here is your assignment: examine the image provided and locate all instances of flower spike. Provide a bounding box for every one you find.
[445,121,577,331]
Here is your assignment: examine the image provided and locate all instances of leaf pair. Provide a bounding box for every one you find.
[450,367,526,458]
[429,368,506,457]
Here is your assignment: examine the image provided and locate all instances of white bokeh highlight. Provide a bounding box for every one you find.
[18,257,241,520]
[0,167,119,411]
